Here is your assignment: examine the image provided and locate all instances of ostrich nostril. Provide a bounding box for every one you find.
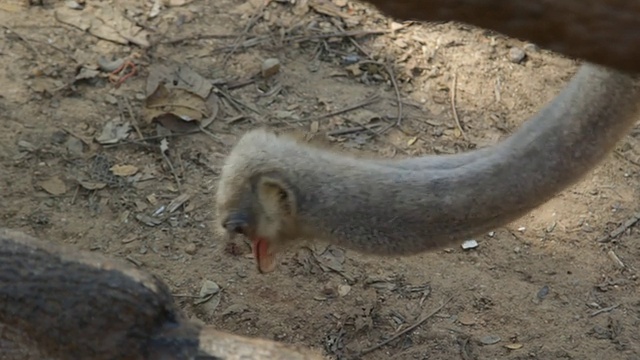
[223,216,249,236]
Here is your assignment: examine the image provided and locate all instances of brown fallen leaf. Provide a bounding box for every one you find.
[143,64,220,132]
[39,177,67,195]
[95,119,132,145]
[167,193,191,213]
[309,0,353,19]
[110,164,139,177]
[78,180,107,191]
[54,3,150,47]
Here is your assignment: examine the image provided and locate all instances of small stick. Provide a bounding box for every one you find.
[607,250,626,269]
[331,23,403,132]
[221,0,269,65]
[597,211,640,243]
[1,25,42,57]
[356,296,453,357]
[277,94,381,125]
[326,124,383,137]
[450,73,468,141]
[357,60,404,131]
[590,304,620,317]
[211,29,388,53]
[161,33,243,45]
[159,141,182,193]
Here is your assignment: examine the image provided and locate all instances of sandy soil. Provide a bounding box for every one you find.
[1,0,639,359]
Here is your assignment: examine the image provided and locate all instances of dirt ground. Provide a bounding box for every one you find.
[1,0,640,359]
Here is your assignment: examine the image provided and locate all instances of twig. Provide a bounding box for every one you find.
[161,33,244,45]
[607,250,626,270]
[357,60,403,132]
[1,25,42,57]
[211,29,387,53]
[597,211,640,242]
[161,149,182,193]
[172,294,201,298]
[322,24,402,134]
[286,29,389,44]
[614,150,640,168]
[273,94,381,125]
[214,85,262,116]
[356,296,453,357]
[326,123,383,136]
[221,0,268,65]
[123,97,144,140]
[590,304,620,317]
[450,73,468,141]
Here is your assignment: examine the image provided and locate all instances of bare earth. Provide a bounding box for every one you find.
[1,1,639,359]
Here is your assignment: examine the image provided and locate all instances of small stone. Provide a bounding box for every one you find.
[523,43,539,52]
[50,130,68,144]
[458,312,476,326]
[185,243,197,255]
[461,239,478,250]
[536,285,550,300]
[18,140,37,152]
[104,94,118,105]
[338,284,351,297]
[261,58,281,78]
[480,335,501,345]
[508,47,526,64]
[65,137,84,156]
[65,0,84,10]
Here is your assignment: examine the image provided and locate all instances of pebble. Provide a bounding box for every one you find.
[536,285,550,300]
[480,334,501,345]
[461,239,478,250]
[508,47,526,64]
[185,243,197,255]
[338,284,351,297]
[65,137,84,156]
[261,58,281,78]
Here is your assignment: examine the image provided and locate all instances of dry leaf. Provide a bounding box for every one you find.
[39,177,67,195]
[96,119,131,144]
[143,64,219,131]
[310,0,353,19]
[457,312,476,326]
[167,193,191,213]
[54,3,150,47]
[110,164,139,177]
[314,246,345,272]
[504,343,523,350]
[407,136,418,146]
[78,180,107,190]
[193,280,220,305]
[146,64,213,99]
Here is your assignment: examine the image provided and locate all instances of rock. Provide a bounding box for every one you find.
[261,58,281,78]
[480,334,501,345]
[461,239,478,250]
[185,243,197,255]
[508,47,526,64]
